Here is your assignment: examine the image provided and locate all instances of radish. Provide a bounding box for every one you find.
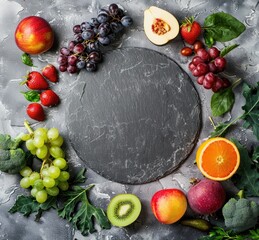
[187,178,226,215]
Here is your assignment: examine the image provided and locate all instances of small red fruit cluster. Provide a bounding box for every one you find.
[21,64,60,121]
[188,47,231,92]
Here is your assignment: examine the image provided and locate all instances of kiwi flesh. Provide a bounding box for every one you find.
[107,193,141,227]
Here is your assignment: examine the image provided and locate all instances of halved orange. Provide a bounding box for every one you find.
[196,137,240,181]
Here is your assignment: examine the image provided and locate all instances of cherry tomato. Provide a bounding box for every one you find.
[180,47,193,56]
[193,40,204,53]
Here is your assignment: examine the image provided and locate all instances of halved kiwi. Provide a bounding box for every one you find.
[107,193,142,227]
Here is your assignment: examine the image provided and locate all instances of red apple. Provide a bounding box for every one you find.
[15,16,54,54]
[151,189,187,224]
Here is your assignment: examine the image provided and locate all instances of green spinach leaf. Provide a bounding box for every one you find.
[203,12,246,45]
[211,87,235,117]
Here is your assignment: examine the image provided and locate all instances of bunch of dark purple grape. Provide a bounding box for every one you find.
[57,3,133,74]
[188,47,231,92]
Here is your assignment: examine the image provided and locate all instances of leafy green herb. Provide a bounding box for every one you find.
[203,12,246,47]
[210,78,241,117]
[198,227,259,240]
[241,82,259,140]
[70,168,87,184]
[9,195,57,219]
[21,90,40,102]
[249,229,259,239]
[231,139,259,197]
[210,82,259,138]
[58,185,111,236]
[211,87,235,117]
[252,146,259,163]
[21,53,34,67]
[220,44,239,57]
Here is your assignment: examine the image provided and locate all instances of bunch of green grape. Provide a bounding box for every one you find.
[19,126,70,203]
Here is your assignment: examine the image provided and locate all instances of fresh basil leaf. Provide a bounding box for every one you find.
[204,12,246,43]
[21,90,40,102]
[220,44,239,57]
[21,53,34,67]
[211,87,235,117]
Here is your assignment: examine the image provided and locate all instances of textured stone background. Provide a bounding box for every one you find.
[0,0,258,239]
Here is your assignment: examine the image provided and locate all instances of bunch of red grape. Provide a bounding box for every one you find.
[188,47,231,92]
[57,3,133,74]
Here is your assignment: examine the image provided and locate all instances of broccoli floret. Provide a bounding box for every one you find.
[0,134,26,174]
[0,134,21,150]
[222,197,259,233]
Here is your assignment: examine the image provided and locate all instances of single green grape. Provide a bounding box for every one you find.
[41,168,49,177]
[58,181,69,191]
[57,171,70,182]
[34,128,48,142]
[47,128,59,141]
[30,148,37,155]
[46,186,59,196]
[53,158,67,169]
[36,145,48,159]
[43,176,55,188]
[31,187,38,197]
[20,177,31,189]
[29,172,41,185]
[33,179,44,190]
[33,135,45,148]
[21,133,31,141]
[50,146,65,158]
[20,166,32,177]
[26,139,36,151]
[50,136,64,147]
[36,190,48,203]
[48,166,60,179]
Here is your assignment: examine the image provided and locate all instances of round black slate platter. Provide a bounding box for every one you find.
[66,47,201,184]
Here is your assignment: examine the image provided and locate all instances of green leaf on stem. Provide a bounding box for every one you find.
[21,90,40,102]
[21,53,34,67]
[58,185,111,236]
[203,12,246,44]
[211,87,235,117]
[9,195,57,218]
[241,82,259,140]
[231,139,259,197]
[220,44,239,57]
[209,120,232,138]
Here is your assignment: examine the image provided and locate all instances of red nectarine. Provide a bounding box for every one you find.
[151,189,187,224]
[15,16,54,54]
